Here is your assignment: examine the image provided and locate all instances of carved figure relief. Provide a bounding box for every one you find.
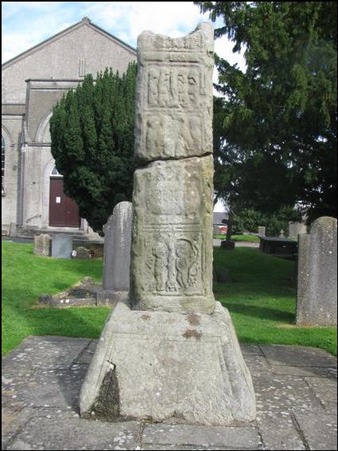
[144,114,203,158]
[146,117,164,155]
[143,165,203,218]
[142,233,202,295]
[141,31,205,52]
[153,239,168,292]
[145,66,204,109]
[175,239,199,289]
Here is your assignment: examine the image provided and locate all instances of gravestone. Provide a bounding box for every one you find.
[73,246,93,259]
[33,234,51,256]
[51,234,72,259]
[288,221,307,240]
[100,201,132,303]
[79,23,256,426]
[9,222,17,237]
[258,226,266,236]
[296,216,337,325]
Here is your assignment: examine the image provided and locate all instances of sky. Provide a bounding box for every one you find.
[1,1,245,68]
[2,1,245,213]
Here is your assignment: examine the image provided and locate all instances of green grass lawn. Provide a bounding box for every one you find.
[214,247,336,356]
[213,233,260,242]
[2,240,336,356]
[2,240,110,356]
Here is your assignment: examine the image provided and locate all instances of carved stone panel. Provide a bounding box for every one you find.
[130,156,215,313]
[135,24,214,163]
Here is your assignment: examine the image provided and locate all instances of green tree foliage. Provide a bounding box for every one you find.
[196,1,337,224]
[50,63,137,235]
[232,206,302,237]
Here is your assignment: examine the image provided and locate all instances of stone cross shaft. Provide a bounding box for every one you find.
[130,23,215,314]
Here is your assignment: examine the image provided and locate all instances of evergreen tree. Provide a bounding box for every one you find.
[196,1,337,223]
[50,62,137,235]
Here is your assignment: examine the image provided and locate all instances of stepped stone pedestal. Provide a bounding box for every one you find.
[79,23,256,426]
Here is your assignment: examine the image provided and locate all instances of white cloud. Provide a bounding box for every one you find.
[2,1,246,71]
[78,1,211,47]
[2,1,226,63]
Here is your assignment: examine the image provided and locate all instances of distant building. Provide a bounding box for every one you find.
[213,211,229,235]
[2,17,136,237]
[213,212,228,225]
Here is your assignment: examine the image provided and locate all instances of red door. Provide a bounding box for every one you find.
[49,178,81,227]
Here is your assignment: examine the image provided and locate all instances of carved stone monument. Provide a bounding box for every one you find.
[79,23,256,426]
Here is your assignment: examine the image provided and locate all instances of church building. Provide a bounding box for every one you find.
[2,17,136,237]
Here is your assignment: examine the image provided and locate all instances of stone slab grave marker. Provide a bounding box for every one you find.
[33,233,52,256]
[79,23,256,426]
[98,201,132,304]
[297,216,337,326]
[51,233,73,259]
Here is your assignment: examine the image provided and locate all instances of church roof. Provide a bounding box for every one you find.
[2,16,136,69]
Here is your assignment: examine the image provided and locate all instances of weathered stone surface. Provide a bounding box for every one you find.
[79,301,256,425]
[73,246,93,259]
[130,22,215,314]
[51,233,72,259]
[102,201,132,292]
[297,216,337,325]
[4,336,336,450]
[37,277,117,308]
[79,23,256,427]
[33,233,51,256]
[130,155,215,313]
[288,221,306,240]
[134,23,214,163]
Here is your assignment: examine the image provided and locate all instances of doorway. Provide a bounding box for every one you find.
[49,170,80,227]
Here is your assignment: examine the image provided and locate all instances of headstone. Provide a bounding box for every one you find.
[296,216,337,325]
[51,234,72,259]
[79,23,256,426]
[74,246,93,259]
[288,221,307,240]
[102,201,132,297]
[9,222,17,237]
[258,226,266,236]
[33,234,51,256]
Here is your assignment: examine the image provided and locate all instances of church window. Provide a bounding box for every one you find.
[78,58,86,77]
[51,166,62,177]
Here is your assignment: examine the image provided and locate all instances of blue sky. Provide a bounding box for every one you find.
[2,1,245,213]
[1,1,245,68]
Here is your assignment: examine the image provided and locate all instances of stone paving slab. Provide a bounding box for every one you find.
[141,423,260,449]
[2,336,337,450]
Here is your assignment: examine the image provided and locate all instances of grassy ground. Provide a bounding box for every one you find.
[214,247,336,356]
[2,240,110,356]
[2,240,336,356]
[213,234,260,242]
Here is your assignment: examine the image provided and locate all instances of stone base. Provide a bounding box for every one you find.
[79,300,256,426]
[221,240,236,250]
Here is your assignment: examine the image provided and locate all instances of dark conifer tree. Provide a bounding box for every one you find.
[195,2,337,223]
[50,62,137,235]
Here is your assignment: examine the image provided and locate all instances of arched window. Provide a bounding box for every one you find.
[1,136,5,196]
[50,166,62,177]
